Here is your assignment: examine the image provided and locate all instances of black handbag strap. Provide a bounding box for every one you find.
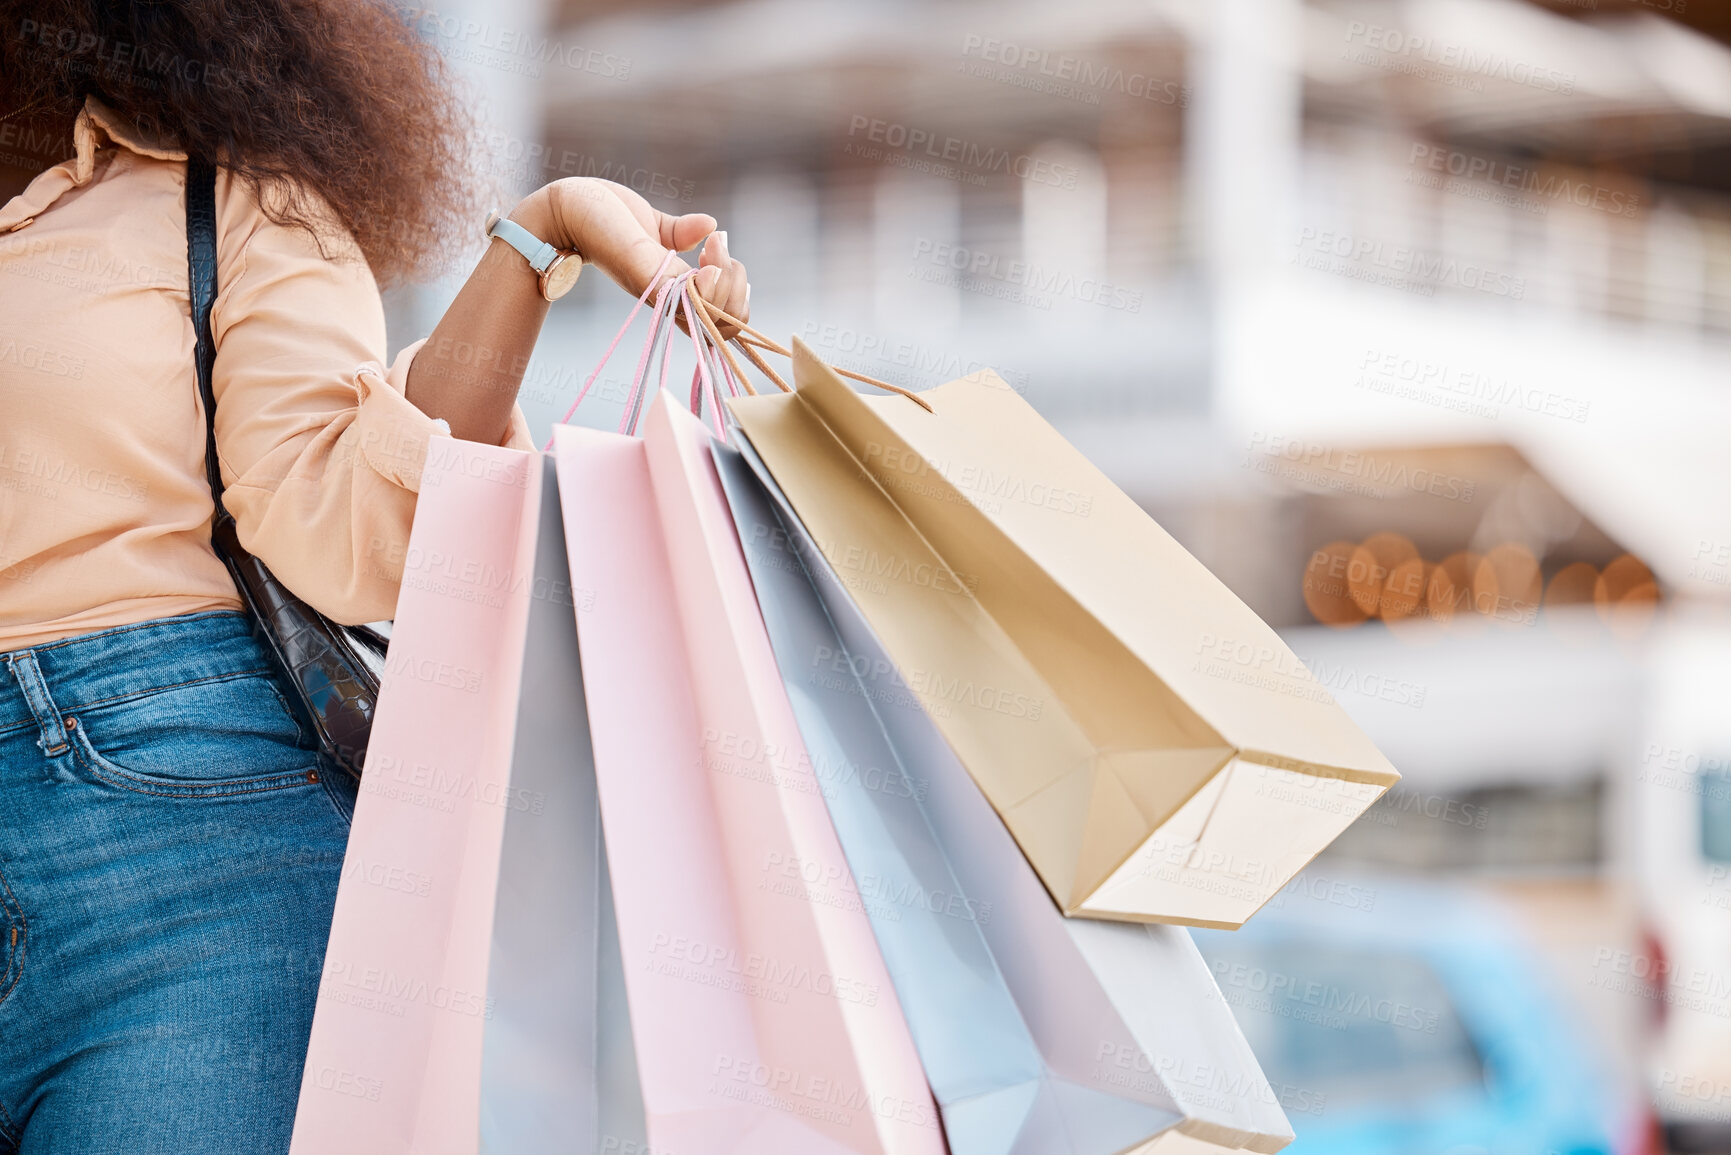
[186,158,228,518]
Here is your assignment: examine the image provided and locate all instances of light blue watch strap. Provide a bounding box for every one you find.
[486,213,558,274]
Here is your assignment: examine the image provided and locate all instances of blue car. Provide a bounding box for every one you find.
[1192,874,1634,1155]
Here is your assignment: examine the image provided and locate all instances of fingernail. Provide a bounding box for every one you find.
[715,230,729,248]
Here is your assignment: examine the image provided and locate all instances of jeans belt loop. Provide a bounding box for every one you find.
[5,651,69,756]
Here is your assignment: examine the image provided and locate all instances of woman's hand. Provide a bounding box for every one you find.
[509,178,749,337]
[406,177,748,445]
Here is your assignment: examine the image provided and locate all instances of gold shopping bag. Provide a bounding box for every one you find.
[727,339,1399,930]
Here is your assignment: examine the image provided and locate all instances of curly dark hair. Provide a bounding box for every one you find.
[0,0,479,285]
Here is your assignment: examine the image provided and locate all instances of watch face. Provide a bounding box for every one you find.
[543,255,583,301]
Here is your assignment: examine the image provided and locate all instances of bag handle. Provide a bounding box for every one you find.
[617,269,747,438]
[694,298,934,414]
[617,273,686,435]
[550,248,681,440]
[187,158,232,512]
[545,250,935,453]
[547,251,753,446]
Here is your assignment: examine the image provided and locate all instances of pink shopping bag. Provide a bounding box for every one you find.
[291,253,723,1155]
[554,385,943,1155]
[289,439,546,1154]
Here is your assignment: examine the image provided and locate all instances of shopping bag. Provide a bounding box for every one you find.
[727,341,1399,929]
[291,444,641,1154]
[477,453,647,1154]
[554,388,943,1155]
[713,436,1294,1154]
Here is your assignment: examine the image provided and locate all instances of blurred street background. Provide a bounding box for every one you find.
[387,0,1731,1150]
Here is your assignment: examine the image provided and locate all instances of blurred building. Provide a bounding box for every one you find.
[392,0,1731,1147]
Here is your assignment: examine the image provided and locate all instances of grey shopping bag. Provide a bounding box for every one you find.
[712,438,1294,1154]
[480,453,648,1153]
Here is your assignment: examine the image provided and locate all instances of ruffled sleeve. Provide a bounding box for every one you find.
[208,177,534,624]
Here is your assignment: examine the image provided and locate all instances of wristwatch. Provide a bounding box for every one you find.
[483,210,583,301]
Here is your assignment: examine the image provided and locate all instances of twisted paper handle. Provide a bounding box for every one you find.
[694,298,934,414]
[545,246,936,451]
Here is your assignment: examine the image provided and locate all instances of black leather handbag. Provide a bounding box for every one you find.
[185,158,387,781]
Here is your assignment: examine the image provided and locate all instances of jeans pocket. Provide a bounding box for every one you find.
[69,672,321,798]
[318,758,361,825]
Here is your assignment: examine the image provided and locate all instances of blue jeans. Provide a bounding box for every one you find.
[0,611,357,1154]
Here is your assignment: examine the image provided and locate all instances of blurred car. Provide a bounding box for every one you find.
[1631,619,1731,1154]
[1192,874,1637,1155]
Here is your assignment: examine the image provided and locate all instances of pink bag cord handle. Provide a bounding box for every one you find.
[611,267,747,440]
[543,248,682,449]
[543,247,758,446]
[621,270,699,436]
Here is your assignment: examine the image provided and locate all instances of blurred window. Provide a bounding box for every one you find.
[1701,762,1731,864]
[1021,139,1106,291]
[1201,939,1483,1112]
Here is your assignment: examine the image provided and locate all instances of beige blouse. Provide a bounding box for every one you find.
[0,97,532,652]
